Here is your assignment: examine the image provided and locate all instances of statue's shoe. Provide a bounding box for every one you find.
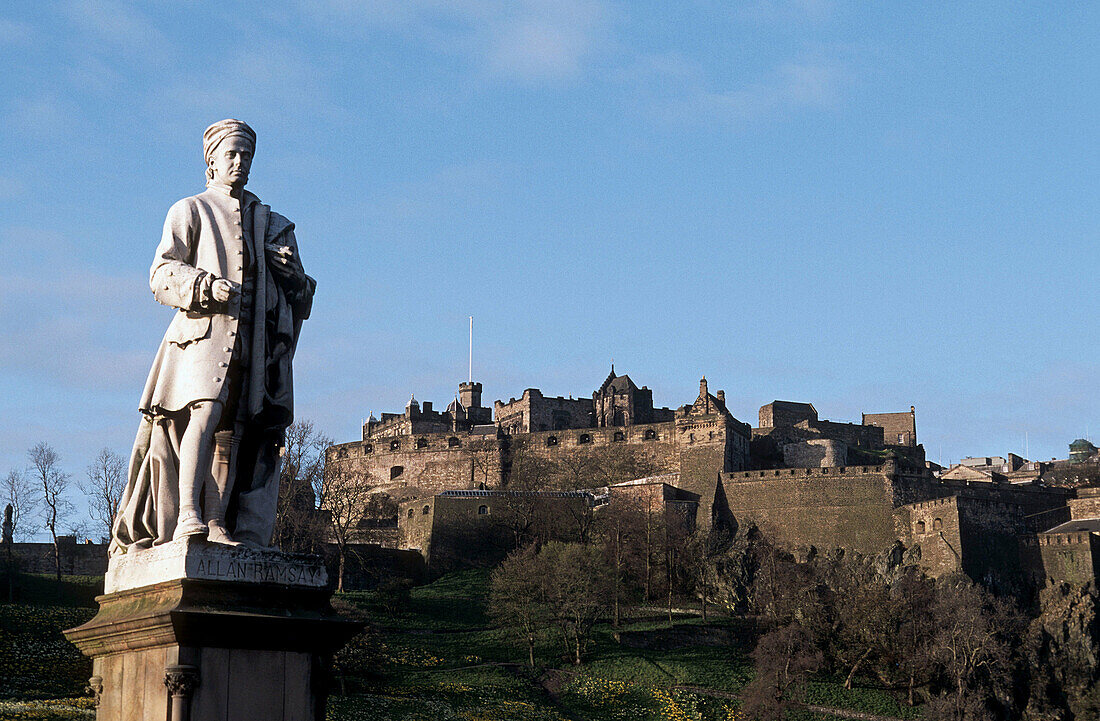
[173,514,208,540]
[206,521,241,546]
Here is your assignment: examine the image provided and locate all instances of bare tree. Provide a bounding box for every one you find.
[742,621,823,721]
[541,541,614,665]
[28,442,74,583]
[489,544,550,669]
[318,461,371,591]
[274,421,331,553]
[594,492,649,626]
[3,469,37,542]
[81,448,125,542]
[928,576,1020,721]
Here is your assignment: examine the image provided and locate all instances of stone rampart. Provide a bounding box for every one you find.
[721,465,901,554]
[5,541,108,576]
[1032,531,1100,587]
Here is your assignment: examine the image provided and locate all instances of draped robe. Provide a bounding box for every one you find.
[110,184,315,555]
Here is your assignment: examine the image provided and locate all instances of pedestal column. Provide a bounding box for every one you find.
[64,537,361,721]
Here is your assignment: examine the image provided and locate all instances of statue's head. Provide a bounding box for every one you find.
[203,119,256,189]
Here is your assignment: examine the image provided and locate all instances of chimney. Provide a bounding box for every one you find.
[716,390,725,406]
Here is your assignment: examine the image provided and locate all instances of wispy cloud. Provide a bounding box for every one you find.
[0,17,35,45]
[484,0,606,82]
[63,0,169,56]
[622,50,846,126]
[694,61,842,120]
[298,0,610,83]
[0,227,153,392]
[735,0,835,24]
[4,96,77,141]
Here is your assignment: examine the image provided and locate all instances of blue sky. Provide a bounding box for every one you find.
[1,2,1097,536]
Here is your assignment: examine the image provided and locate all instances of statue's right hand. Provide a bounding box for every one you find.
[211,278,240,303]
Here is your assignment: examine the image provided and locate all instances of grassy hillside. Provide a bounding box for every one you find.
[0,570,921,720]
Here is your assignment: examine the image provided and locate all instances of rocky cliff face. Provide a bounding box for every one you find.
[1025,582,1100,720]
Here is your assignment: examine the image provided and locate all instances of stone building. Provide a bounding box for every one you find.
[398,489,596,572]
[327,368,1100,592]
[862,407,917,447]
[327,370,753,536]
[758,401,818,429]
[326,369,938,570]
[593,367,675,428]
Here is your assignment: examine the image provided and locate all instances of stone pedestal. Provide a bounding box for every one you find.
[64,538,361,721]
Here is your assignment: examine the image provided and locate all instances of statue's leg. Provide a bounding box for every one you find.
[173,400,224,540]
[232,431,284,550]
[205,431,241,545]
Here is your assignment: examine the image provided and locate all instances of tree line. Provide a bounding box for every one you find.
[484,514,1100,721]
[2,421,361,588]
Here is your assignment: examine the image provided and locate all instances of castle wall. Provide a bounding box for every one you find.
[862,410,917,447]
[494,390,593,434]
[783,439,848,468]
[1068,490,1100,520]
[507,423,681,486]
[329,432,504,500]
[937,480,1070,531]
[902,496,965,577]
[1034,532,1100,587]
[399,497,436,554]
[6,541,108,577]
[758,402,817,429]
[902,493,1053,584]
[398,493,591,574]
[721,465,901,554]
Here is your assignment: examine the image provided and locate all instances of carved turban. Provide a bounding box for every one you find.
[202,119,256,176]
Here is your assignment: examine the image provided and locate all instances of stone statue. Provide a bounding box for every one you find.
[110,120,315,555]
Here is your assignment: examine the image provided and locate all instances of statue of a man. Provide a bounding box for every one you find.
[110,120,315,554]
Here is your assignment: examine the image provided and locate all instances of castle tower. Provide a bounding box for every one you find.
[459,381,482,409]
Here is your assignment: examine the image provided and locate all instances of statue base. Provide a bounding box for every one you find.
[64,538,361,720]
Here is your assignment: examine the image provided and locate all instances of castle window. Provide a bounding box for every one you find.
[422,505,430,515]
[644,428,657,440]
[407,508,414,519]
[578,433,591,444]
[613,431,625,442]
[478,505,489,515]
[390,466,404,480]
[547,436,559,447]
[390,439,400,451]
[448,437,461,448]
[898,433,905,443]
[363,443,373,454]
[933,518,943,531]
[336,447,348,459]
[916,521,926,534]
[416,437,429,449]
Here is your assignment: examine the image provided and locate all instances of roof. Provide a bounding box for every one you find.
[1044,518,1100,534]
[767,400,817,413]
[598,366,639,395]
[612,473,682,487]
[438,489,592,499]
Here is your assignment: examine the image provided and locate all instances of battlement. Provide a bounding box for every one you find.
[1036,532,1094,547]
[724,464,887,481]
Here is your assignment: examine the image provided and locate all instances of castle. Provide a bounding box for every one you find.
[327,368,1089,588]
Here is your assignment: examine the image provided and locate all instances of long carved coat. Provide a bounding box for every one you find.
[110,184,315,554]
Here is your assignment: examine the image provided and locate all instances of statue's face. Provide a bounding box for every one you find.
[209,136,253,189]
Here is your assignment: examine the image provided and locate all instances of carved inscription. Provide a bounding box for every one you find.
[195,558,322,585]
